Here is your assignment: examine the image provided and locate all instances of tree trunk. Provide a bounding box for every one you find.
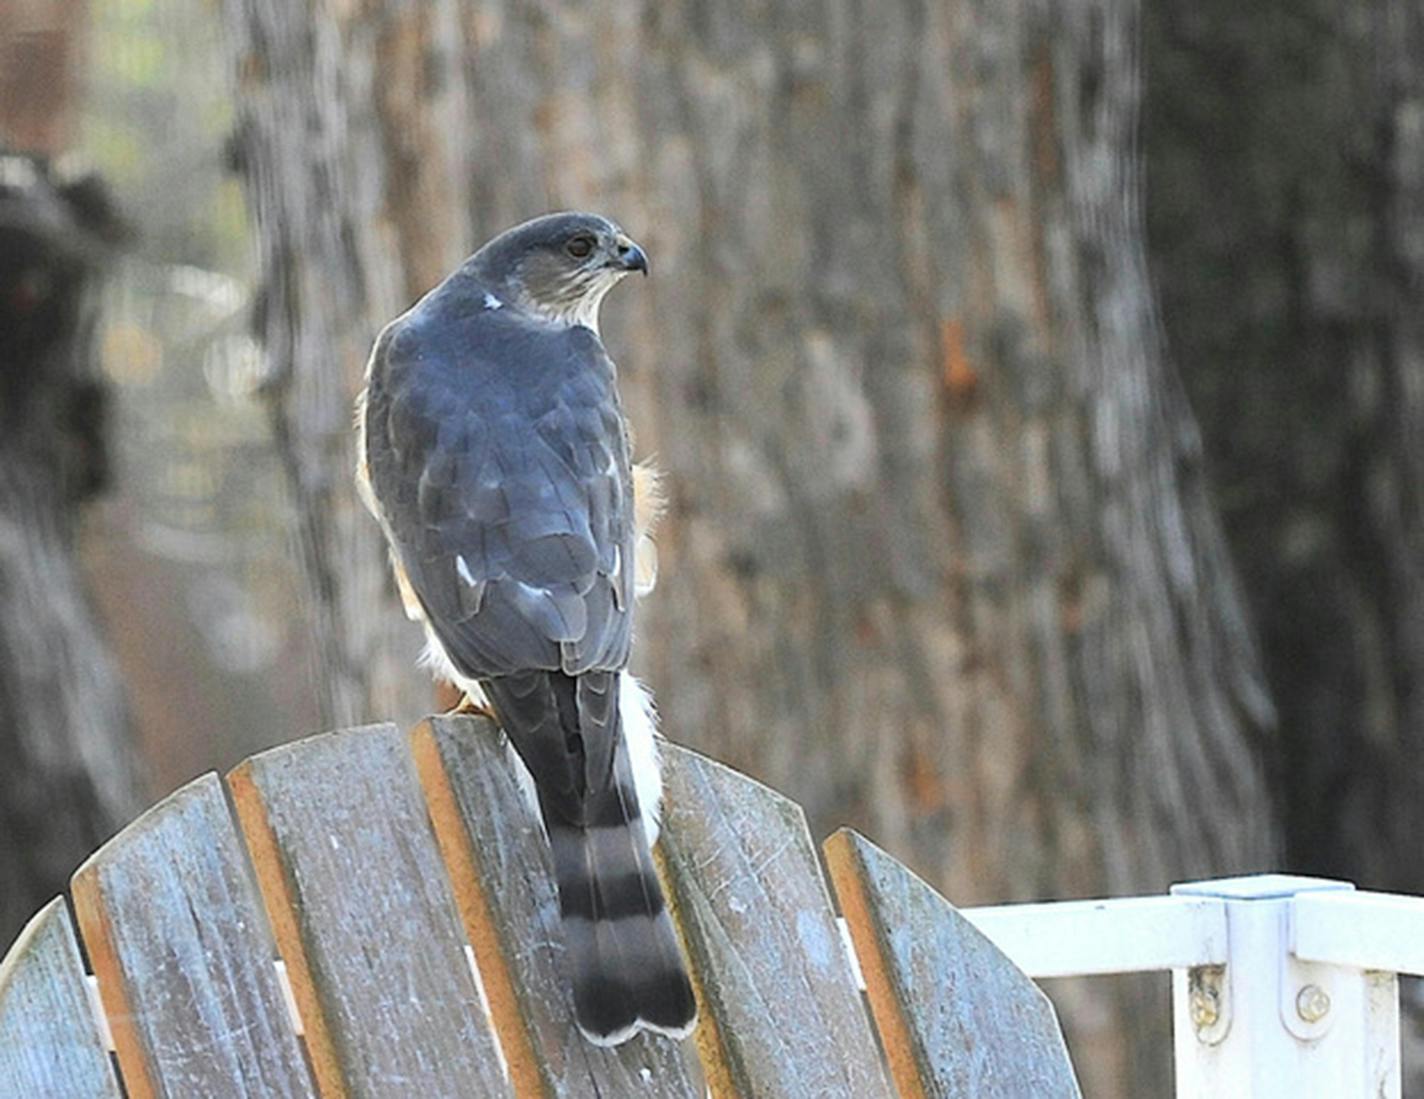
[223,1,1275,1090]
[0,149,140,948]
[1144,0,1424,893]
[223,0,474,727]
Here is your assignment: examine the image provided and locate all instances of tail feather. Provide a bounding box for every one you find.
[485,668,696,1045]
[542,737,696,1045]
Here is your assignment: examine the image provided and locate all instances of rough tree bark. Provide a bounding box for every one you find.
[1144,0,1424,892]
[223,0,474,727]
[0,150,140,948]
[223,1,1275,1090]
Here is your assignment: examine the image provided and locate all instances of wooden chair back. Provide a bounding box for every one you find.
[0,717,1080,1097]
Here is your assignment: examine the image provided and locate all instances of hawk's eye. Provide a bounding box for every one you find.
[566,234,596,259]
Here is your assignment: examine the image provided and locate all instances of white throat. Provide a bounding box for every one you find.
[517,270,623,336]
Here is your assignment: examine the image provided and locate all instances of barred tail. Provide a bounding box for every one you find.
[541,737,696,1045]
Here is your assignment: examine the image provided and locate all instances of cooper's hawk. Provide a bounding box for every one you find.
[356,213,695,1046]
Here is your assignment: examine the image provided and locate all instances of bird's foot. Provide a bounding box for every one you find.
[446,692,495,720]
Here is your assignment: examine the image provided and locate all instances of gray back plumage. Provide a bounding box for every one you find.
[364,269,635,682]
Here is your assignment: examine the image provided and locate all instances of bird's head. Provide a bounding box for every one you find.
[470,211,648,333]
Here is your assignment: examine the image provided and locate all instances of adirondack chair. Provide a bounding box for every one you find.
[0,717,1081,1098]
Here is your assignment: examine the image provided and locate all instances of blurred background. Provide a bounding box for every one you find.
[1,0,1420,1094]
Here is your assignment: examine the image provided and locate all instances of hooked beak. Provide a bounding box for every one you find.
[611,234,649,276]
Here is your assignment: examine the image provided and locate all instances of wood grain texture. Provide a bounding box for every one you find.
[657,744,892,1099]
[0,897,122,1099]
[70,772,314,1099]
[228,724,510,1099]
[826,830,1080,1099]
[411,715,703,1098]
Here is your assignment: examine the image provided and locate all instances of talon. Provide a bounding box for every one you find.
[446,692,495,720]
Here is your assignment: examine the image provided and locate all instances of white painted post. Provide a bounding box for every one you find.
[1171,875,1401,1099]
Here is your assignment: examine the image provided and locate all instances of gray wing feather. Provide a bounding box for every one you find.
[363,287,635,681]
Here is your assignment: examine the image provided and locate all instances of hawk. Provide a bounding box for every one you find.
[356,213,696,1045]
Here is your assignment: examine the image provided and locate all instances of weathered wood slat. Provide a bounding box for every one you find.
[825,829,1081,1099]
[228,724,510,1099]
[657,745,893,1099]
[0,898,122,1099]
[410,715,703,1098]
[70,773,315,1099]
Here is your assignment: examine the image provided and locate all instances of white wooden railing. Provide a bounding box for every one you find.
[963,874,1424,1097]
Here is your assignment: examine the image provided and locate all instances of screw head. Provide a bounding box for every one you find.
[1296,984,1331,1024]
